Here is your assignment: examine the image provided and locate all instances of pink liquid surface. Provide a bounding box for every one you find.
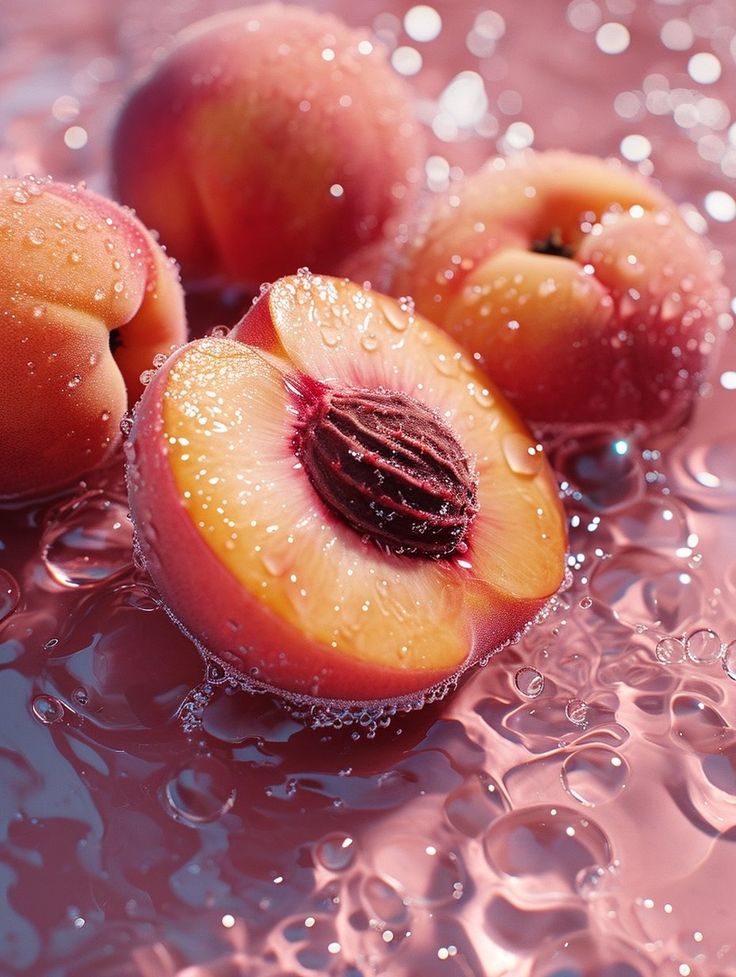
[1,1,736,975]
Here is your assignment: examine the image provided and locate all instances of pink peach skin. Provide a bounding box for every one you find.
[0,177,186,498]
[384,151,728,430]
[112,4,424,289]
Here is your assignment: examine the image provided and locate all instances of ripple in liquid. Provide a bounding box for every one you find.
[561,747,629,806]
[41,490,133,588]
[371,836,465,908]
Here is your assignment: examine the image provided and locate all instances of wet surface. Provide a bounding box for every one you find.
[1,1,736,975]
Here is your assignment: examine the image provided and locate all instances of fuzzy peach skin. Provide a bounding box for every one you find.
[126,272,566,704]
[386,151,728,429]
[111,4,424,289]
[0,176,186,499]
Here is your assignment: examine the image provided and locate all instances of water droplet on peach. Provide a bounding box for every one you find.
[27,227,45,246]
[503,433,543,476]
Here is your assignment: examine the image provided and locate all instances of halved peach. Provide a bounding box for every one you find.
[112,4,424,289]
[0,177,186,498]
[127,273,566,704]
[387,151,727,429]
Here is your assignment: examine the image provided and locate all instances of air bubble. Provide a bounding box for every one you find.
[722,640,736,680]
[655,636,687,664]
[31,694,64,725]
[165,756,236,824]
[561,747,629,806]
[314,833,356,871]
[685,627,723,664]
[566,698,589,726]
[514,666,544,698]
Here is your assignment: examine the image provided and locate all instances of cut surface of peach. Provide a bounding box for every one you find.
[128,273,566,702]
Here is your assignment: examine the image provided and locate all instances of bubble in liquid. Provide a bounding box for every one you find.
[723,640,736,680]
[0,569,20,624]
[372,836,465,907]
[515,666,545,698]
[165,756,236,824]
[686,627,723,664]
[566,698,589,726]
[314,833,356,871]
[484,805,612,898]
[655,636,687,664]
[41,490,133,588]
[31,694,64,725]
[561,747,629,806]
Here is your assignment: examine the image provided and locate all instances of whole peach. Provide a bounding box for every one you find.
[0,177,186,499]
[112,4,424,289]
[388,151,728,430]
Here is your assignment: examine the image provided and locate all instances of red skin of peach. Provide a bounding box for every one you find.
[0,177,186,499]
[127,274,566,703]
[387,151,728,430]
[112,4,424,289]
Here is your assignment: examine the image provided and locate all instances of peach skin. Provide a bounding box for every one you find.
[126,272,566,706]
[387,151,728,430]
[111,4,424,289]
[0,176,186,499]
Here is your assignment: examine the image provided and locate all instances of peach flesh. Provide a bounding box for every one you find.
[0,177,186,499]
[127,273,566,704]
[112,4,424,289]
[388,151,728,430]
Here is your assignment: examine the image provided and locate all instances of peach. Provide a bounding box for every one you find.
[387,151,727,429]
[0,176,186,499]
[111,4,424,289]
[126,272,566,705]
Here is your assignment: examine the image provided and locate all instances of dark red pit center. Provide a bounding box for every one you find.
[531,228,575,259]
[293,380,478,558]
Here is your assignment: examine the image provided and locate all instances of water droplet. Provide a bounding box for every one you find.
[561,747,629,806]
[93,288,105,302]
[360,332,380,352]
[566,698,589,726]
[13,188,29,204]
[686,627,723,664]
[27,227,45,246]
[655,636,687,664]
[165,756,236,824]
[503,433,544,476]
[314,833,355,871]
[0,569,20,624]
[514,666,545,698]
[67,374,82,389]
[72,687,89,706]
[68,251,81,264]
[41,490,133,588]
[31,694,64,725]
